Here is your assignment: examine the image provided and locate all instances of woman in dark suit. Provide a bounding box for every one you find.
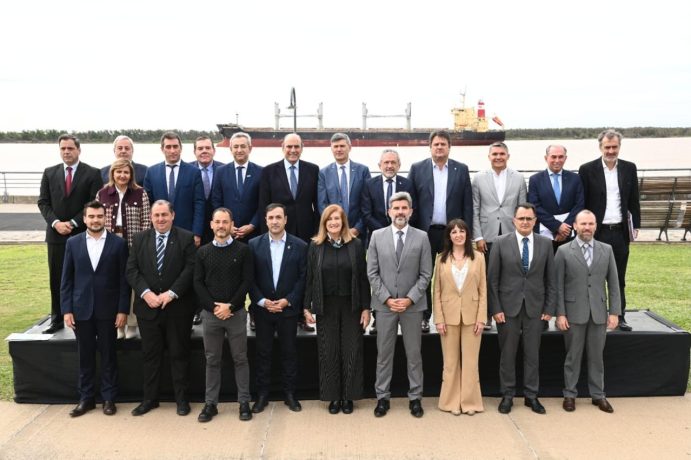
[433,219,487,416]
[304,204,371,414]
[96,158,151,339]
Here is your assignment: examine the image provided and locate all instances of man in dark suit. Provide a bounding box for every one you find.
[100,135,148,185]
[317,133,371,239]
[528,144,584,251]
[189,136,225,245]
[488,203,556,415]
[578,130,640,331]
[211,132,263,244]
[126,200,197,416]
[38,134,103,334]
[249,203,308,413]
[408,130,473,332]
[60,201,130,417]
[257,133,318,332]
[555,210,620,413]
[143,131,205,247]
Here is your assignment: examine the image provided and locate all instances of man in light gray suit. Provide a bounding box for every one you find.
[488,203,556,415]
[367,191,432,418]
[555,209,620,413]
[472,141,527,329]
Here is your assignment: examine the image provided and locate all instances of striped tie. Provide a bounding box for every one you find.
[156,234,165,274]
[582,242,592,267]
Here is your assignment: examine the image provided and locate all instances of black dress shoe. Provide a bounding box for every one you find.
[131,400,159,416]
[69,400,95,417]
[341,400,354,414]
[239,402,252,421]
[374,398,390,417]
[252,395,269,413]
[592,398,614,413]
[524,397,546,414]
[298,321,315,333]
[498,396,513,414]
[562,397,576,412]
[409,399,424,418]
[284,394,302,412]
[328,400,341,414]
[618,320,633,331]
[421,319,430,333]
[43,322,64,334]
[177,400,191,416]
[197,403,218,422]
[102,401,117,416]
[193,313,202,325]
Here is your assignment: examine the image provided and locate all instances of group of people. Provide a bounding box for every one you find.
[38,127,640,421]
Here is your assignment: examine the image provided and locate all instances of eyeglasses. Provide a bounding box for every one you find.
[515,217,536,222]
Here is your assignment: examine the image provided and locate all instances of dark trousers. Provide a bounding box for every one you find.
[254,308,299,396]
[47,243,66,325]
[424,226,446,321]
[597,226,629,318]
[482,242,494,323]
[74,317,118,402]
[496,304,543,399]
[138,312,193,402]
[315,296,364,401]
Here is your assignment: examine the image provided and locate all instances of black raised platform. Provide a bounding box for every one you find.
[9,310,690,403]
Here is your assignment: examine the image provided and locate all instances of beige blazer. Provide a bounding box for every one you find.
[432,251,487,326]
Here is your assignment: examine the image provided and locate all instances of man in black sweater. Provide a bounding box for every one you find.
[194,207,254,422]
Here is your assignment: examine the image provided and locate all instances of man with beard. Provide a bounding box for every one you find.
[61,201,130,417]
[367,191,432,418]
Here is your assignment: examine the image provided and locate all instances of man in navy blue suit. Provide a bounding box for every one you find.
[60,201,130,417]
[144,131,205,247]
[528,145,584,251]
[248,203,308,414]
[408,130,473,332]
[318,133,371,239]
[211,132,263,244]
[189,136,225,245]
[100,135,148,186]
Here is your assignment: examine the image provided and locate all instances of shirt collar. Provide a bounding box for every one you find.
[166,160,182,168]
[548,169,562,177]
[64,161,79,171]
[86,230,107,242]
[213,236,234,247]
[601,158,618,170]
[575,236,591,247]
[382,175,396,183]
[284,159,299,170]
[392,224,409,235]
[336,160,350,170]
[269,232,287,243]
[515,230,533,244]
[156,230,171,239]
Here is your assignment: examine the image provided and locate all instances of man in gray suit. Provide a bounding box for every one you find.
[488,203,556,415]
[472,141,527,329]
[555,210,620,413]
[367,191,432,418]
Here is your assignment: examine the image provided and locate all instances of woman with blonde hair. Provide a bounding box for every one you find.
[433,218,487,415]
[304,204,370,414]
[96,158,151,339]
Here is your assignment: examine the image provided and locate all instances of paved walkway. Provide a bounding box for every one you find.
[1,396,690,459]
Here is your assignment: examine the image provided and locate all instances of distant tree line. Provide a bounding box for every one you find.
[0,127,689,143]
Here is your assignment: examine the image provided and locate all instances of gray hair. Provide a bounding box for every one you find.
[597,129,623,146]
[330,132,351,146]
[113,135,134,151]
[388,191,413,209]
[379,148,401,163]
[545,144,567,155]
[230,131,252,146]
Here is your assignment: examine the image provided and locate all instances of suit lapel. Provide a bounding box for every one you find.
[571,240,588,269]
[54,165,67,197]
[545,170,559,207]
[261,234,274,283]
[486,172,500,204]
[92,233,112,273]
[446,161,458,198]
[591,240,603,269]
[425,160,435,197]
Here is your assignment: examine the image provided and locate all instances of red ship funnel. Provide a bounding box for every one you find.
[477,100,486,119]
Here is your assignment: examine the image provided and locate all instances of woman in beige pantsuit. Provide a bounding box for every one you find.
[433,218,487,415]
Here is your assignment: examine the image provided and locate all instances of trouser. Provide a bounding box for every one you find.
[424,225,445,321]
[47,243,66,325]
[597,226,629,319]
[562,316,607,399]
[75,317,118,401]
[254,309,299,396]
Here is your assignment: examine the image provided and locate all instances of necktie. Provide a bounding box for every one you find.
[582,242,592,267]
[521,237,529,273]
[236,166,244,196]
[289,165,298,199]
[202,167,211,199]
[156,234,165,274]
[396,230,404,263]
[168,164,177,204]
[65,166,73,196]
[551,173,561,205]
[385,178,393,210]
[340,165,349,211]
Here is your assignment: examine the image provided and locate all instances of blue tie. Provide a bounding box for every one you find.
[386,178,393,210]
[236,166,244,196]
[167,164,177,204]
[289,165,298,199]
[551,173,561,205]
[202,167,211,199]
[156,234,165,274]
[340,165,349,211]
[521,237,529,273]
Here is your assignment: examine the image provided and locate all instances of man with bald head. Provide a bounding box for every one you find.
[100,135,148,185]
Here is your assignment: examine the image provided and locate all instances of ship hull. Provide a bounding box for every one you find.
[216,125,505,148]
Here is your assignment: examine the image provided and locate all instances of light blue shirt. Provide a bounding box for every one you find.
[198,162,215,186]
[284,159,299,184]
[549,170,562,191]
[431,162,448,225]
[258,232,287,307]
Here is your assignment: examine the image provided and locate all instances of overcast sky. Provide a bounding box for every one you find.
[2,0,690,132]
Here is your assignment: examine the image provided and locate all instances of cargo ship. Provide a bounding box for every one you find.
[217,95,505,148]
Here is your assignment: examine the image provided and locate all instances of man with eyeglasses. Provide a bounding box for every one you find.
[472,141,527,329]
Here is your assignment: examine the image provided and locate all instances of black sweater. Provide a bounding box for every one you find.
[194,240,254,313]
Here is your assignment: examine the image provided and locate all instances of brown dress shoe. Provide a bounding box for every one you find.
[592,398,614,413]
[562,397,576,412]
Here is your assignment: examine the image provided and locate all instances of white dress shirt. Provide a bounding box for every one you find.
[515,230,534,267]
[432,162,448,225]
[492,168,508,203]
[602,159,622,224]
[86,231,107,271]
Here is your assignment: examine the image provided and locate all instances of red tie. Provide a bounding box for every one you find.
[65,166,73,196]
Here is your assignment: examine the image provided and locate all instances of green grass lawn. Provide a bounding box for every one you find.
[0,243,689,400]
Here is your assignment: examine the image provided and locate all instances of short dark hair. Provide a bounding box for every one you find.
[514,202,536,216]
[58,134,80,149]
[160,131,182,148]
[193,135,215,151]
[429,130,451,146]
[212,207,233,221]
[330,132,351,145]
[489,141,509,153]
[83,200,104,215]
[265,203,286,215]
